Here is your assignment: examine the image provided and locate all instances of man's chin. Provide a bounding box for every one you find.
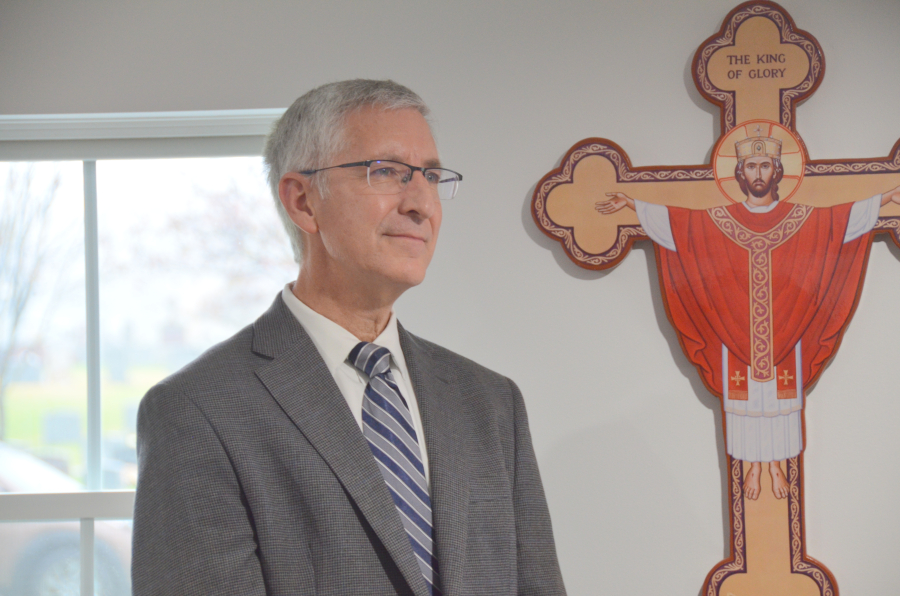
[378,260,430,291]
[749,184,771,198]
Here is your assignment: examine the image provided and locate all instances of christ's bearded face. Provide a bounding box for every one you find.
[741,156,776,198]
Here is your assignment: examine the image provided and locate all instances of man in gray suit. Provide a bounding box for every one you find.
[132,79,566,596]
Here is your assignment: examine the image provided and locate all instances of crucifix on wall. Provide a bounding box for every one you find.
[531,2,900,594]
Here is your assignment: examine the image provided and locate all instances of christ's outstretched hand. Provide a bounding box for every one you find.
[595,192,636,214]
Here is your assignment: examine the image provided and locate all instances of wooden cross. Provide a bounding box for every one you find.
[531,2,900,595]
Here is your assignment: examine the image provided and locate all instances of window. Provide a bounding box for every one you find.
[0,109,287,595]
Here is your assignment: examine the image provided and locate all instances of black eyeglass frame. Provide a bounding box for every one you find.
[299,160,463,199]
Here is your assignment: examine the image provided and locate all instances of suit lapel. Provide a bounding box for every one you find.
[251,297,430,596]
[400,326,470,596]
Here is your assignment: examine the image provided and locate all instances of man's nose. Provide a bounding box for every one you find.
[399,171,438,218]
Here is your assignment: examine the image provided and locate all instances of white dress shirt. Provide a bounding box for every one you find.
[280,284,430,485]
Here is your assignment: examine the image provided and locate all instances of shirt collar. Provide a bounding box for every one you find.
[741,199,780,213]
[281,284,406,376]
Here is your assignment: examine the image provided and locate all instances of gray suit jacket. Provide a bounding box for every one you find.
[132,295,565,595]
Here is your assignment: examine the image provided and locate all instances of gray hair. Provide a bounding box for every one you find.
[263,79,431,263]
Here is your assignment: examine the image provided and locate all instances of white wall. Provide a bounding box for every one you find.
[3,0,899,593]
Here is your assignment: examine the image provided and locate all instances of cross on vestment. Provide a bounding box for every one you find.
[531,2,900,595]
[779,370,793,386]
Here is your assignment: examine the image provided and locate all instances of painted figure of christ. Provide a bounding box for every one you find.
[597,130,900,500]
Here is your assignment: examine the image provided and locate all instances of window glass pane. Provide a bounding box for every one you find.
[0,520,132,596]
[0,162,87,492]
[95,521,133,596]
[96,157,295,488]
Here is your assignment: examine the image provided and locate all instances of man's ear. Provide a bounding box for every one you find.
[279,172,319,234]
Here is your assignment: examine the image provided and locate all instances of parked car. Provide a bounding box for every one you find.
[0,442,131,596]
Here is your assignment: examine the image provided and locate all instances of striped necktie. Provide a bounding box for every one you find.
[348,341,442,596]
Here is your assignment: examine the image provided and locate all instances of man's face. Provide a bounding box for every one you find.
[741,156,775,198]
[307,106,442,296]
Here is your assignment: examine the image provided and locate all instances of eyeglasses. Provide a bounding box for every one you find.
[300,160,463,201]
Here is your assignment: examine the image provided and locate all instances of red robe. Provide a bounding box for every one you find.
[655,200,873,398]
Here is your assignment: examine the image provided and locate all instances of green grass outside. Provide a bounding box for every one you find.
[3,365,170,486]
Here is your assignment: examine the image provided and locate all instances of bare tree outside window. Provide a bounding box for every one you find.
[0,166,72,441]
[101,175,295,336]
[0,158,293,483]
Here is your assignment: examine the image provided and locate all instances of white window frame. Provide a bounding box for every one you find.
[0,108,284,595]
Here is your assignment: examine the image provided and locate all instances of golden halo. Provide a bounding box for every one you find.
[712,120,806,204]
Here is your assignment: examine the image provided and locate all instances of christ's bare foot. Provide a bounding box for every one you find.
[770,461,789,499]
[744,462,761,500]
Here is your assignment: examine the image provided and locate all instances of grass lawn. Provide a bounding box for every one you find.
[3,365,170,485]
